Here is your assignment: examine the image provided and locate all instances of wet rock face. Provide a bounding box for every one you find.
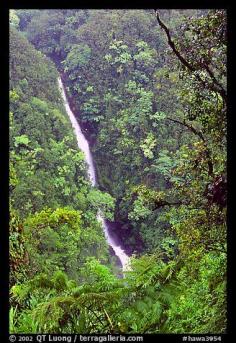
[205,174,227,208]
[106,220,144,256]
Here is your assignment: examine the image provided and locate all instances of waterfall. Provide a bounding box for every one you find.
[58,77,130,272]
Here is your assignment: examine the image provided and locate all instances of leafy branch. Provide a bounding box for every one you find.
[165,116,214,177]
[154,10,226,102]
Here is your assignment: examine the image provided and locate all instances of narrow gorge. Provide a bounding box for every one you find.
[58,77,130,272]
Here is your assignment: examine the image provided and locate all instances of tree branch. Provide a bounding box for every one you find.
[203,63,227,100]
[83,304,105,328]
[153,200,190,211]
[103,308,114,331]
[154,10,227,102]
[166,117,205,142]
[154,10,195,72]
[166,117,214,176]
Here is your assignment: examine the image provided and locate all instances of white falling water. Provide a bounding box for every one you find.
[58,77,130,272]
[97,212,130,271]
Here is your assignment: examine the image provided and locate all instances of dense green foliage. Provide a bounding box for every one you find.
[9,26,115,282]
[10,9,227,334]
